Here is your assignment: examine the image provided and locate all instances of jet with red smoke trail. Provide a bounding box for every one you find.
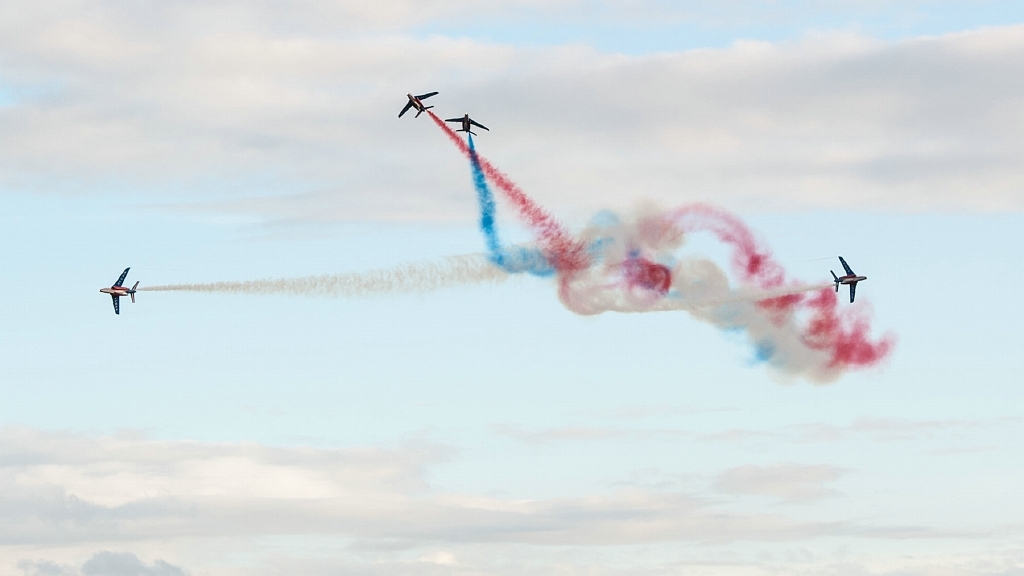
[398,92,438,118]
[100,267,139,315]
[831,257,866,303]
[446,114,489,135]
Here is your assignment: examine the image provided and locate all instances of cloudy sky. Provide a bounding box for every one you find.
[2,1,1023,575]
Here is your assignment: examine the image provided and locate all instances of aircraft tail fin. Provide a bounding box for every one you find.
[831,270,839,290]
[131,281,139,303]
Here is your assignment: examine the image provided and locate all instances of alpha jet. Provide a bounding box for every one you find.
[446,114,489,135]
[398,91,438,118]
[831,257,866,303]
[100,267,139,315]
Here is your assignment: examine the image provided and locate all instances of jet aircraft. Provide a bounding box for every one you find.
[446,114,489,135]
[100,267,139,315]
[398,92,438,118]
[831,257,866,303]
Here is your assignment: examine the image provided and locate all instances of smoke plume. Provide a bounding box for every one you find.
[142,254,508,297]
[432,118,896,382]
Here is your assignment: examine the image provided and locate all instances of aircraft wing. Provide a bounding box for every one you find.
[445,117,462,123]
[415,91,438,100]
[849,282,857,303]
[114,267,130,287]
[838,257,854,276]
[398,101,414,118]
[469,119,489,131]
[111,295,120,315]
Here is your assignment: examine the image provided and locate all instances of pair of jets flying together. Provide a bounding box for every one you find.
[399,91,489,135]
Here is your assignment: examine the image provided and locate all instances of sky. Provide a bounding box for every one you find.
[1,1,1023,575]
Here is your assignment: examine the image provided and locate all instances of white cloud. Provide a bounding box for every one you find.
[0,427,1016,576]
[17,552,185,576]
[715,463,846,502]
[0,427,935,548]
[1,3,1022,219]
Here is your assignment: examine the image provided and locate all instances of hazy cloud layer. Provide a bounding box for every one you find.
[715,463,846,502]
[0,427,1016,576]
[18,552,185,576]
[1,2,1023,218]
[0,427,854,547]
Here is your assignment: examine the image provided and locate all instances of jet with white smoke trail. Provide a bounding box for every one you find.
[99,267,139,315]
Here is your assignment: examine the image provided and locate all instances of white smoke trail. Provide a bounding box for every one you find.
[555,209,857,382]
[141,254,508,297]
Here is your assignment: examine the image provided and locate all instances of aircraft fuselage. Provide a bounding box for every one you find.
[407,93,427,113]
[100,287,133,296]
[836,274,867,285]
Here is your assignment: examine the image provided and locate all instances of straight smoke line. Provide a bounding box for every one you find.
[141,254,508,297]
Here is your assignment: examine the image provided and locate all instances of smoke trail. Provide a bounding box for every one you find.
[428,111,589,273]
[142,254,508,297]
[467,134,553,276]
[666,204,895,372]
[555,207,895,381]
[429,115,895,381]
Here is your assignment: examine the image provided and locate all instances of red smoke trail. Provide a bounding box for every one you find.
[428,111,589,273]
[670,203,786,289]
[623,256,673,294]
[805,289,896,369]
[667,203,894,370]
[670,203,804,312]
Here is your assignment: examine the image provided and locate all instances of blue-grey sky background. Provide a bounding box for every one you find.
[1,2,1022,575]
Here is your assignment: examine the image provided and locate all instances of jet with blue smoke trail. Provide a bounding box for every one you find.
[447,114,489,135]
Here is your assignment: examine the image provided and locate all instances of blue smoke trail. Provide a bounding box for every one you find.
[467,134,554,276]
